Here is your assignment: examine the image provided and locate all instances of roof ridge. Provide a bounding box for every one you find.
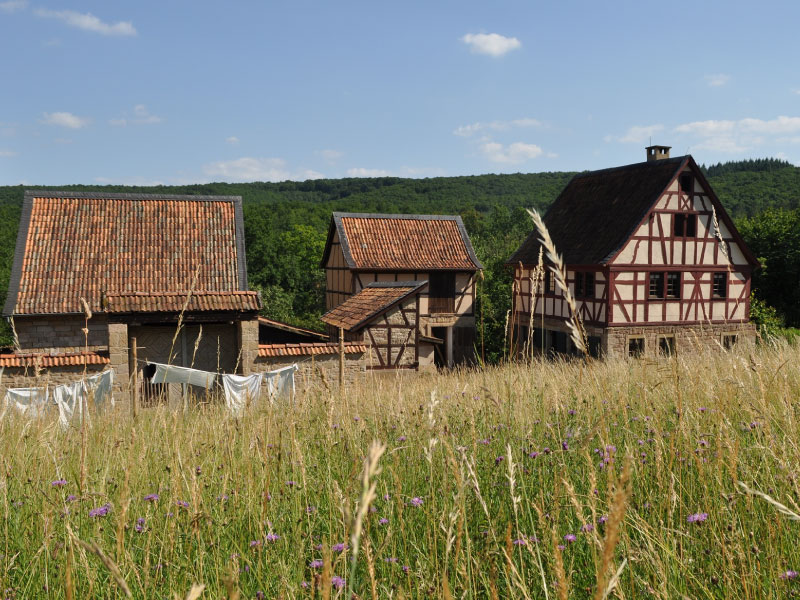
[25,190,241,202]
[333,211,460,220]
[570,156,687,180]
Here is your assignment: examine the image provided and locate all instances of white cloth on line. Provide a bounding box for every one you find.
[53,369,115,429]
[263,364,297,403]
[150,363,216,388]
[221,373,263,415]
[3,387,50,418]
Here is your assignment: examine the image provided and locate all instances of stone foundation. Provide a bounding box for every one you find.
[604,322,756,358]
[252,351,367,393]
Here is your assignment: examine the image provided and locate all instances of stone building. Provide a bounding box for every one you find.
[2,191,261,391]
[507,147,759,358]
[320,212,483,369]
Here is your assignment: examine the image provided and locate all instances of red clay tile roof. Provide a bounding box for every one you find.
[258,342,367,357]
[321,281,426,331]
[323,213,482,271]
[0,352,110,368]
[4,191,248,316]
[105,291,260,313]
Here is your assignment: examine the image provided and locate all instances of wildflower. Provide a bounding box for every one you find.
[306,505,317,514]
[195,466,202,475]
[557,544,566,550]
[699,407,707,412]
[780,570,799,580]
[581,523,594,533]
[353,416,360,422]
[528,451,539,458]
[379,518,389,525]
[384,557,398,563]
[66,494,78,503]
[513,538,527,546]
[309,559,323,569]
[217,494,229,502]
[331,576,345,589]
[250,540,262,549]
[300,582,309,589]
[88,503,111,518]
[51,479,68,487]
[402,566,410,574]
[564,534,577,543]
[479,438,491,445]
[409,497,423,507]
[256,592,265,599]
[397,435,407,442]
[265,533,280,542]
[568,409,576,415]
[561,441,569,451]
[332,542,347,552]
[495,456,504,465]
[286,481,297,487]
[687,512,708,524]
[135,517,146,533]
[542,447,551,455]
[144,493,159,502]
[383,494,390,501]
[176,500,190,509]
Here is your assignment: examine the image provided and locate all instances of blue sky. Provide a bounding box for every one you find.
[1,0,799,185]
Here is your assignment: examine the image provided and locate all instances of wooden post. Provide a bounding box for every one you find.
[131,337,138,419]
[338,327,345,391]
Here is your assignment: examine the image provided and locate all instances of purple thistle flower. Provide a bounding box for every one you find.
[383,493,390,501]
[309,559,323,569]
[687,512,708,524]
[581,523,594,533]
[144,493,159,502]
[513,538,527,546]
[331,576,345,589]
[557,544,566,551]
[66,494,78,502]
[176,500,190,509]
[379,518,389,525]
[384,557,398,563]
[495,456,504,465]
[568,409,576,415]
[217,494,229,502]
[780,570,799,580]
[306,505,317,514]
[135,517,146,533]
[397,435,407,442]
[195,466,201,475]
[402,565,410,574]
[564,534,577,543]
[265,533,280,542]
[409,497,423,507]
[561,441,569,451]
[542,447,551,455]
[88,503,111,518]
[256,592,266,599]
[286,481,297,487]
[250,540,262,548]
[479,438,491,445]
[528,451,539,458]
[51,479,68,487]
[332,542,347,552]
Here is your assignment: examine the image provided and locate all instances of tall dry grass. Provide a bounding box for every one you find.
[1,342,800,598]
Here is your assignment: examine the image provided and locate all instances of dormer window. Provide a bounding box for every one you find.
[674,213,697,237]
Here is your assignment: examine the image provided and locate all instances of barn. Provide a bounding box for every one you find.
[507,146,759,358]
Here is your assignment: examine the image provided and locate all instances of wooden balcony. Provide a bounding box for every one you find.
[429,296,455,314]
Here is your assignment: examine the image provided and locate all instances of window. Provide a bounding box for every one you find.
[544,271,555,294]
[658,335,676,357]
[674,213,697,237]
[666,272,681,299]
[713,272,727,299]
[628,337,645,358]
[649,272,664,299]
[722,334,737,350]
[680,173,693,195]
[584,272,595,299]
[429,272,456,313]
[574,272,584,298]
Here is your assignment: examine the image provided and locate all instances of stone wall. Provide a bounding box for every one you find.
[238,319,259,374]
[252,351,367,393]
[12,315,109,353]
[604,321,756,359]
[1,364,110,392]
[363,299,418,369]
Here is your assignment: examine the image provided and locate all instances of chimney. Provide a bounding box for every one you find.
[645,145,671,162]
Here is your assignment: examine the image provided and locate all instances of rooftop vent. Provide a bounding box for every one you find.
[646,145,671,162]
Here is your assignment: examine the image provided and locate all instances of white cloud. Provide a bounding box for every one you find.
[109,104,162,126]
[41,111,90,129]
[319,149,343,163]
[481,141,543,164]
[454,117,541,137]
[0,0,27,13]
[203,157,323,182]
[461,33,521,57]
[35,8,136,36]
[0,150,17,157]
[605,124,664,144]
[673,115,800,153]
[225,136,240,145]
[705,74,730,87]
[346,167,392,177]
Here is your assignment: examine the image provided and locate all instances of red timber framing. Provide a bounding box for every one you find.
[510,160,756,331]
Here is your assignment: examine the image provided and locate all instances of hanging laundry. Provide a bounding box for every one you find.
[263,364,297,403]
[221,373,263,415]
[86,369,114,407]
[53,369,115,429]
[3,387,50,419]
[150,363,216,388]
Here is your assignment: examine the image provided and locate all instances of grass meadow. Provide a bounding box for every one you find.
[2,343,800,599]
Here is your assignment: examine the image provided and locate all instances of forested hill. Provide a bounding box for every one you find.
[0,159,798,357]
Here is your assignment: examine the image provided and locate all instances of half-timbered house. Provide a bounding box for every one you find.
[320,213,482,368]
[507,147,759,358]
